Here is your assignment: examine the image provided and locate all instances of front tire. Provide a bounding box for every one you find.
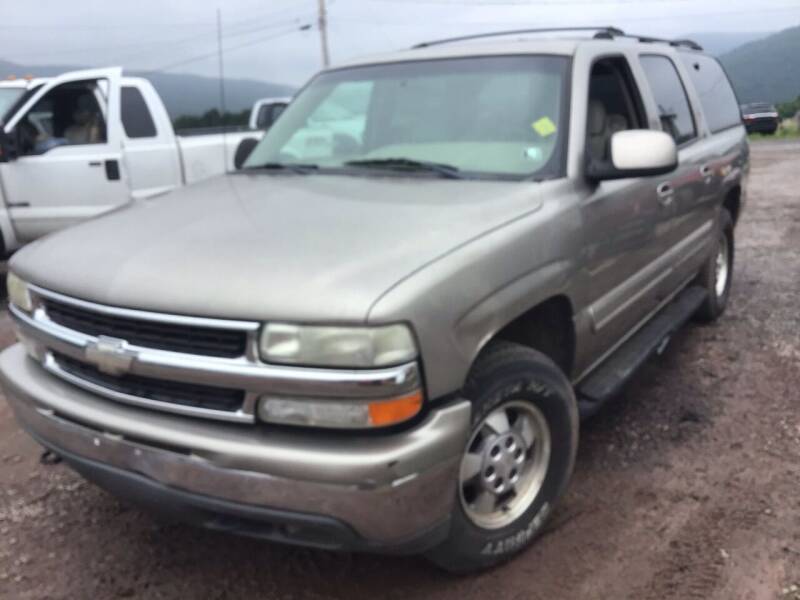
[426,342,578,573]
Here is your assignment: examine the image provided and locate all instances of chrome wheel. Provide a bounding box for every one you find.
[459,400,551,530]
[715,233,730,298]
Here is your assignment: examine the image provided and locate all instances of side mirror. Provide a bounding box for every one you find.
[586,130,677,181]
[0,125,18,163]
[234,137,259,170]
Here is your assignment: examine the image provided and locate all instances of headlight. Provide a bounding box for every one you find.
[259,323,417,368]
[6,272,32,313]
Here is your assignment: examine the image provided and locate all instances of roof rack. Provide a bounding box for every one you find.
[626,34,703,51]
[411,27,703,52]
[669,38,704,51]
[412,27,625,49]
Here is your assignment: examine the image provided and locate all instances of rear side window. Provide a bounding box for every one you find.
[121,86,157,138]
[639,55,696,145]
[679,54,741,133]
[256,102,288,129]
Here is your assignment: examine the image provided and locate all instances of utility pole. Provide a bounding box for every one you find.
[317,0,330,68]
[216,8,229,169]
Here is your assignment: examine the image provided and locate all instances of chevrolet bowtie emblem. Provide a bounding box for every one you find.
[85,336,137,376]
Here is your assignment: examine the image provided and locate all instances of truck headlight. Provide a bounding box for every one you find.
[259,323,417,368]
[7,272,32,313]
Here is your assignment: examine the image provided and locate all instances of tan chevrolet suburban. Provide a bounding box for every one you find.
[1,27,748,572]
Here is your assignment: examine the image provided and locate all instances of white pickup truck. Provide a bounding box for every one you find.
[0,67,262,254]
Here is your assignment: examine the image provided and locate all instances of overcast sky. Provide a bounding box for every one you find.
[2,0,799,86]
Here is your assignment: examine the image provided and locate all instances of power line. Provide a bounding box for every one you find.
[367,0,788,4]
[150,24,313,72]
[5,13,314,63]
[0,21,217,29]
[336,4,800,25]
[115,14,314,66]
[368,0,696,4]
[0,0,316,30]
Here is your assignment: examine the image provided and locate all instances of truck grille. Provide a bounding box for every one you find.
[54,352,245,413]
[44,298,248,358]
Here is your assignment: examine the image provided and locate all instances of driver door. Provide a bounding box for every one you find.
[0,68,129,242]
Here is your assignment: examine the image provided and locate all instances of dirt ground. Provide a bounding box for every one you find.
[0,140,798,600]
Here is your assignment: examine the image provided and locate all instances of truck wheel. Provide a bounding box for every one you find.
[694,209,734,323]
[426,342,578,573]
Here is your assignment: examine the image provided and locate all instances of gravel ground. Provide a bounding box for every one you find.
[1,140,799,600]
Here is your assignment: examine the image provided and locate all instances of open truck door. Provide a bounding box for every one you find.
[0,67,129,244]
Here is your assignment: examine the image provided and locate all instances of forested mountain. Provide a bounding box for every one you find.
[0,59,294,119]
[719,25,800,104]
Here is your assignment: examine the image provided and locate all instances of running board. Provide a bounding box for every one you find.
[576,285,707,419]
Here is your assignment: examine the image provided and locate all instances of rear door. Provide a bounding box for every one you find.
[636,54,722,299]
[119,82,182,200]
[677,52,747,230]
[0,68,129,242]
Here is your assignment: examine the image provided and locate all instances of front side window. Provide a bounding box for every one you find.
[16,79,107,155]
[1,84,42,124]
[639,55,696,145]
[0,88,26,122]
[679,54,741,133]
[244,56,571,179]
[586,56,646,162]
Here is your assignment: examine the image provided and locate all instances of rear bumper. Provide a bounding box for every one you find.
[744,118,779,133]
[0,344,471,552]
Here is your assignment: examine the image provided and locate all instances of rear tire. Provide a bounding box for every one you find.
[426,342,578,573]
[694,209,734,323]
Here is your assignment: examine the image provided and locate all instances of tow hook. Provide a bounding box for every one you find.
[40,449,62,465]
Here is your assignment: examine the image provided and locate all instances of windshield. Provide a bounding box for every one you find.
[0,87,26,122]
[244,55,570,179]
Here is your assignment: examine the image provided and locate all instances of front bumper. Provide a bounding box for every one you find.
[0,344,471,552]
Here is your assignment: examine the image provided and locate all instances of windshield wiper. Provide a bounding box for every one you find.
[246,162,319,174]
[344,158,465,179]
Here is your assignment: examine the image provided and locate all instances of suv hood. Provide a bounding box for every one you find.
[12,174,545,322]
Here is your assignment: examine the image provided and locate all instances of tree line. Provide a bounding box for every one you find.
[173,108,251,130]
[777,97,800,120]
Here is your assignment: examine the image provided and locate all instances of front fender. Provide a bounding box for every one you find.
[367,195,581,400]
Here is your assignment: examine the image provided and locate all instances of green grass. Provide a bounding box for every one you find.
[748,118,800,141]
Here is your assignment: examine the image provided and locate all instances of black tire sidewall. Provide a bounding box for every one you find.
[697,210,734,321]
[427,345,578,572]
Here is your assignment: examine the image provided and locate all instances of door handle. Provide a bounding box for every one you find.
[656,182,674,206]
[105,159,121,181]
[700,164,713,181]
[88,161,102,167]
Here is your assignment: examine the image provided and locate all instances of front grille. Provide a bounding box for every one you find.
[54,352,245,413]
[44,299,248,358]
